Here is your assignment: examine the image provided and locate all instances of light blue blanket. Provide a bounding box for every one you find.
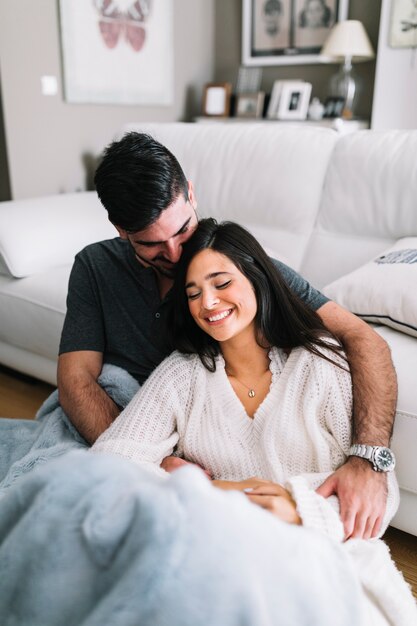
[0,450,364,626]
[0,366,364,625]
[0,364,139,494]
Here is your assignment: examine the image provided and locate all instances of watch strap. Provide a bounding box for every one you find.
[349,444,374,461]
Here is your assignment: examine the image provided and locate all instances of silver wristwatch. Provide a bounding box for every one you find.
[349,444,396,472]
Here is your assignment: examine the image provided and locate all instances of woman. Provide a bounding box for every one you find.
[93,219,416,623]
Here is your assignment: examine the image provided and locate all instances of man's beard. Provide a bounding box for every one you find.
[152,260,177,279]
[135,251,177,279]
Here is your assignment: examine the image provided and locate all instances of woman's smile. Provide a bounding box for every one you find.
[205,307,234,324]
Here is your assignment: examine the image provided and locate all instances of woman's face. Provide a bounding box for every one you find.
[185,249,258,345]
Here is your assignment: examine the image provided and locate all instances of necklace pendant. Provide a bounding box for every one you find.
[248,389,256,398]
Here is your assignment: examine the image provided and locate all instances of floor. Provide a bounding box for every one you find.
[0,364,416,599]
[0,365,55,419]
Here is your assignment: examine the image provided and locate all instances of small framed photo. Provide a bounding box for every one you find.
[236,92,265,118]
[276,81,312,120]
[323,96,345,118]
[267,79,296,118]
[202,82,232,117]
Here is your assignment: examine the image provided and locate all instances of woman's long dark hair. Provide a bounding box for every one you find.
[168,219,347,372]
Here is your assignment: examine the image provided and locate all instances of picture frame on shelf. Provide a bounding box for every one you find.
[323,95,345,118]
[242,0,349,66]
[267,79,301,118]
[202,83,232,117]
[236,92,265,118]
[276,81,312,120]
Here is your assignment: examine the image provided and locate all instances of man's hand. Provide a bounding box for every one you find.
[160,456,212,478]
[316,456,388,540]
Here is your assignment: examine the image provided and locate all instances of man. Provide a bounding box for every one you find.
[58,132,397,541]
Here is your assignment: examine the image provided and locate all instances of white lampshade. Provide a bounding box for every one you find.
[321,20,375,61]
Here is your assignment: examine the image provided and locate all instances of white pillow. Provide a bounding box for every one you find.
[323,238,417,338]
[0,192,116,278]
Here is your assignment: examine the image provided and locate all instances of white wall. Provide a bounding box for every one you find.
[0,0,215,199]
[372,0,417,130]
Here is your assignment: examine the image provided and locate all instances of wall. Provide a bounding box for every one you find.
[372,0,417,129]
[0,75,11,201]
[214,0,381,120]
[0,0,215,199]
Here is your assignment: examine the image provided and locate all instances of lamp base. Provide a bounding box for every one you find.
[329,58,360,120]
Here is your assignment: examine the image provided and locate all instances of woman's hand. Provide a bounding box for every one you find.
[213,477,301,525]
[160,456,212,478]
[244,480,302,525]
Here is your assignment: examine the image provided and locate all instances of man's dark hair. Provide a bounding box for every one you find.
[94,132,189,232]
[168,218,346,372]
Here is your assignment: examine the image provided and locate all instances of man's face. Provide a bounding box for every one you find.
[116,182,198,279]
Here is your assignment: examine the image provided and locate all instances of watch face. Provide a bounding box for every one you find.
[374,447,395,471]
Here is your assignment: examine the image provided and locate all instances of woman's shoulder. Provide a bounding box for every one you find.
[153,351,203,380]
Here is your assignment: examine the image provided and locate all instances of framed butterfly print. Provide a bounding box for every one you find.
[59,0,173,105]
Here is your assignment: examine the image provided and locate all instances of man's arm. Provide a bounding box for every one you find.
[316,301,397,539]
[57,351,120,444]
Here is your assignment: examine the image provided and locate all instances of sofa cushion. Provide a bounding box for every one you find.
[0,192,116,278]
[319,130,417,240]
[323,238,417,338]
[300,130,417,288]
[0,268,69,362]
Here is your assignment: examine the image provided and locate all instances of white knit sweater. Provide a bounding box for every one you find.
[93,345,399,542]
[93,346,417,624]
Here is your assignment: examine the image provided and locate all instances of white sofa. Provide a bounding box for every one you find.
[0,123,416,537]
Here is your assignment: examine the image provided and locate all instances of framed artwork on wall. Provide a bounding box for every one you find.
[242,0,349,66]
[59,0,173,105]
[389,0,417,48]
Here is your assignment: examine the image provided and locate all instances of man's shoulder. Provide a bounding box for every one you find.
[270,257,297,280]
[77,237,126,260]
[269,257,328,311]
[74,237,132,271]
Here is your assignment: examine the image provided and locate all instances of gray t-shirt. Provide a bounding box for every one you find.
[59,238,328,384]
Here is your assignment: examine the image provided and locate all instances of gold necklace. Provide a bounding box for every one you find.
[225,370,256,398]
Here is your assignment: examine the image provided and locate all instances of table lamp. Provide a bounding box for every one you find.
[321,20,375,120]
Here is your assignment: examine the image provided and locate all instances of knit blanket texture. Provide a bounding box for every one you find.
[0,364,366,625]
[0,364,140,494]
[0,450,364,626]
